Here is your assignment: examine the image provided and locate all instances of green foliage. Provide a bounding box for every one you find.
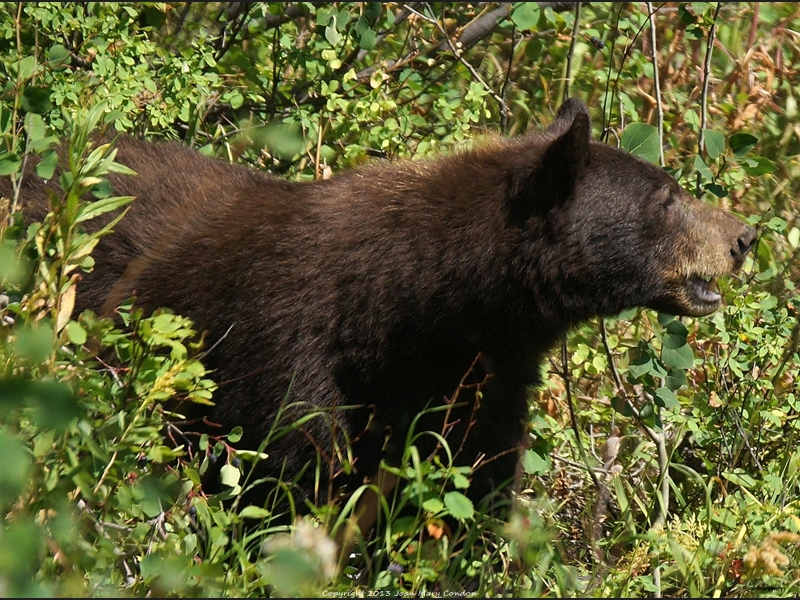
[0,2,798,597]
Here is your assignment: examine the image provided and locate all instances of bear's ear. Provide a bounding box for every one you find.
[547,97,591,137]
[537,101,591,211]
[508,100,591,223]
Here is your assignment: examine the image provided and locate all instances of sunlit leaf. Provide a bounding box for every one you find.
[621,123,660,164]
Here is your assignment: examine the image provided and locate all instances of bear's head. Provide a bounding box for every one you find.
[516,98,757,320]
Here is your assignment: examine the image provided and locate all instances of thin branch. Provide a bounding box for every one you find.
[435,4,512,53]
[602,5,656,141]
[426,4,508,117]
[356,3,420,62]
[600,3,626,142]
[263,3,306,30]
[748,3,760,48]
[214,2,253,62]
[600,321,669,531]
[436,2,577,54]
[172,2,192,37]
[699,3,722,158]
[562,2,582,103]
[550,452,613,475]
[560,340,602,493]
[93,450,118,494]
[499,25,517,133]
[646,2,665,167]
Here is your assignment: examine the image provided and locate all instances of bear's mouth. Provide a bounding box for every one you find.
[685,273,722,309]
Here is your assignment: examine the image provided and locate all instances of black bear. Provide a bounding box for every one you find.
[7,99,756,521]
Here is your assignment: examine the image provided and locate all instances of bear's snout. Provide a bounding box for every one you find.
[731,225,757,263]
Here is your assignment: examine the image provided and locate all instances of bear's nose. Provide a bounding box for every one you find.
[732,225,757,260]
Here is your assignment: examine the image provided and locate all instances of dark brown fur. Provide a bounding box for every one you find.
[5,99,756,509]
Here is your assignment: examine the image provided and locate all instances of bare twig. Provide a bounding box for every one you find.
[699,3,722,158]
[499,25,517,133]
[314,113,326,181]
[93,450,118,494]
[435,4,511,52]
[562,2,582,103]
[172,3,192,37]
[214,2,253,62]
[435,2,577,54]
[550,452,613,475]
[601,5,656,141]
[646,2,665,167]
[748,3,760,48]
[263,3,306,30]
[10,3,25,216]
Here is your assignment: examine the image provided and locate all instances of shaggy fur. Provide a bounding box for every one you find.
[6,99,756,507]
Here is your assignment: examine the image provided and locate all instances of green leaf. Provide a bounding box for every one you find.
[239,505,270,519]
[451,471,470,489]
[106,161,137,176]
[628,353,653,379]
[0,154,21,176]
[219,463,240,488]
[231,449,269,462]
[661,339,694,370]
[655,386,679,409]
[325,23,342,46]
[263,123,305,160]
[510,3,541,30]
[228,91,244,110]
[621,123,660,164]
[693,154,713,181]
[665,369,687,391]
[638,401,658,428]
[358,27,377,50]
[228,426,243,443]
[0,244,26,284]
[705,183,728,198]
[665,319,688,338]
[46,44,71,69]
[0,435,33,507]
[522,449,551,475]
[25,112,47,142]
[691,2,712,17]
[722,470,758,489]
[14,323,53,363]
[0,378,78,430]
[741,156,776,176]
[789,227,800,249]
[66,321,87,345]
[147,445,184,463]
[611,393,634,417]
[703,129,725,160]
[21,86,53,114]
[75,195,135,223]
[35,149,58,180]
[16,55,38,80]
[422,497,444,514]
[729,132,758,157]
[443,491,474,521]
